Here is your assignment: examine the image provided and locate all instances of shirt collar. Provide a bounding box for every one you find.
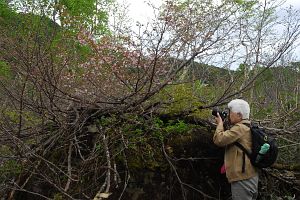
[239,119,250,124]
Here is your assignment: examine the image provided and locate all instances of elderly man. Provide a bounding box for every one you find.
[213,99,258,200]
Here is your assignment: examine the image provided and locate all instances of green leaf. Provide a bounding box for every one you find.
[234,0,244,5]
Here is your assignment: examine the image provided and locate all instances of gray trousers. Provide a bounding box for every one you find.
[231,176,259,200]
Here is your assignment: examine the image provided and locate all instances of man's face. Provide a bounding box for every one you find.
[229,110,242,124]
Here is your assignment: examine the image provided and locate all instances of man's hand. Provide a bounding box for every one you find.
[215,112,223,126]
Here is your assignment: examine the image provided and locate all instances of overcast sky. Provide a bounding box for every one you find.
[285,0,300,8]
[124,0,300,25]
[118,0,300,62]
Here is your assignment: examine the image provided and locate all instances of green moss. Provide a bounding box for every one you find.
[164,120,190,134]
[97,115,117,127]
[0,159,22,182]
[152,82,213,119]
[53,193,63,200]
[0,145,12,156]
[127,145,168,171]
[2,109,42,127]
[0,61,12,79]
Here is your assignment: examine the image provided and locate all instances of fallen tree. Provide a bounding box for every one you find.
[1,108,299,200]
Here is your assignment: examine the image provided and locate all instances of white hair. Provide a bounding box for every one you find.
[228,99,250,119]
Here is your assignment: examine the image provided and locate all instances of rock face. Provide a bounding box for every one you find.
[112,125,231,200]
[112,128,231,200]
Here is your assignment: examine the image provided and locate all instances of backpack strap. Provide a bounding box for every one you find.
[242,152,245,173]
[233,122,252,173]
[234,122,252,158]
[234,142,251,173]
[234,142,251,158]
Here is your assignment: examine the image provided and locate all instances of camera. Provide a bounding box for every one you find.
[212,108,228,121]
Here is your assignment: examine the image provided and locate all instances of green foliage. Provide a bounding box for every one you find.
[248,66,299,123]
[234,0,244,4]
[60,0,96,16]
[158,83,199,113]
[0,0,16,19]
[2,109,42,127]
[59,0,111,34]
[154,82,211,119]
[153,117,164,129]
[0,159,22,182]
[236,63,248,73]
[93,115,159,166]
[164,120,190,134]
[284,195,298,200]
[0,160,22,173]
[115,115,193,171]
[95,143,102,152]
[276,136,300,164]
[234,0,257,10]
[53,193,63,200]
[0,61,12,79]
[0,145,12,157]
[0,146,22,181]
[97,115,117,127]
[2,110,19,123]
[251,103,272,119]
[2,0,112,40]
[123,118,164,170]
[75,42,93,61]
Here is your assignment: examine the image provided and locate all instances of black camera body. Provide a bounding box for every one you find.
[212,108,228,121]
